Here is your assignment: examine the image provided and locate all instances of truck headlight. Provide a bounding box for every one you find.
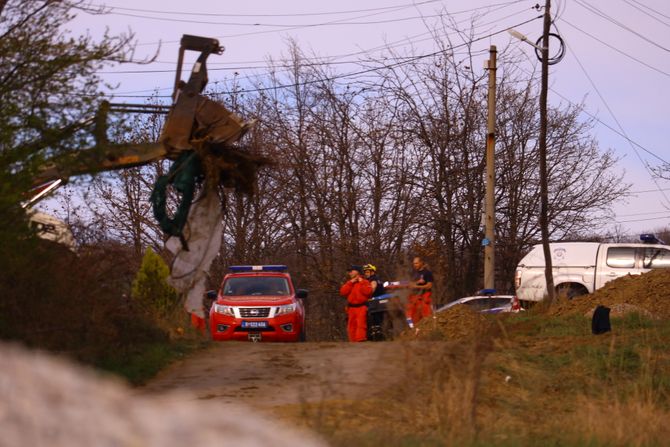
[213,304,235,316]
[275,303,296,316]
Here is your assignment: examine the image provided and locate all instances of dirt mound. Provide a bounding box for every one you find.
[404,305,492,340]
[547,269,670,318]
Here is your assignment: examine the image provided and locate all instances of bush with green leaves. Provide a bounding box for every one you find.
[131,248,179,318]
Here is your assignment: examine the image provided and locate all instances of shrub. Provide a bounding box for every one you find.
[131,248,179,318]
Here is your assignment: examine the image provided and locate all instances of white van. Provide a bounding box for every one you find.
[29,211,75,249]
[515,235,670,301]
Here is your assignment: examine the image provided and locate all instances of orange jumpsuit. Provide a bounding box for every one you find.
[339,278,373,342]
[406,266,434,325]
[406,291,432,325]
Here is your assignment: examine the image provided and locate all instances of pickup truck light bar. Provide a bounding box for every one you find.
[228,265,288,272]
[640,234,665,245]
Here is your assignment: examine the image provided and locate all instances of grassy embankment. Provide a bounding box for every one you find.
[287,307,670,446]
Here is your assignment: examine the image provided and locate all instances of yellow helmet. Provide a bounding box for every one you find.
[363,264,376,272]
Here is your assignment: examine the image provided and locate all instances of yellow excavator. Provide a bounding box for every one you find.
[27,34,262,237]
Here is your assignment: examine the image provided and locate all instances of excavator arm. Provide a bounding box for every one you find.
[27,34,255,205]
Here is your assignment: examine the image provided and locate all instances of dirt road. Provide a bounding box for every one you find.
[141,341,403,411]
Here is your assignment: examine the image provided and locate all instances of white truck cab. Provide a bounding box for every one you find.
[515,235,670,301]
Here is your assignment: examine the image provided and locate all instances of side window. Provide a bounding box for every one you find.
[643,248,670,269]
[606,247,636,268]
[464,299,489,311]
[464,298,510,311]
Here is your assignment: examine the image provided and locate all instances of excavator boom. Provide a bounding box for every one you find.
[27,34,253,204]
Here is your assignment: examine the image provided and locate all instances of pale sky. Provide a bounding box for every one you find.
[60,0,670,237]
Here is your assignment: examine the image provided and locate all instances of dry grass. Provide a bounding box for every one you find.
[279,307,670,446]
[568,394,670,447]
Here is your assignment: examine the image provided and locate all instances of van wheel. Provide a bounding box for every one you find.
[556,284,588,300]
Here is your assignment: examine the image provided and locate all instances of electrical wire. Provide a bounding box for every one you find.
[559,18,670,78]
[99,4,526,74]
[631,187,670,194]
[79,1,526,47]
[78,9,453,28]
[627,0,670,22]
[77,0,446,18]
[510,60,668,168]
[555,22,670,207]
[98,4,530,95]
[100,14,542,99]
[212,6,531,88]
[616,210,670,217]
[534,32,566,65]
[616,215,670,224]
[574,0,670,53]
[623,0,670,28]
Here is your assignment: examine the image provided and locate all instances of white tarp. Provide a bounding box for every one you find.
[166,189,222,319]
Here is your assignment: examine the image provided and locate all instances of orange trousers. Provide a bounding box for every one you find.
[406,293,432,325]
[347,306,368,342]
[191,313,207,335]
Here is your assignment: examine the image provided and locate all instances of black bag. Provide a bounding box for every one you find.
[592,305,611,335]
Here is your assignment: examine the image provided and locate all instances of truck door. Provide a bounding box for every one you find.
[595,246,637,289]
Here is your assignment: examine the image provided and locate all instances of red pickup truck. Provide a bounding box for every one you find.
[208,265,307,342]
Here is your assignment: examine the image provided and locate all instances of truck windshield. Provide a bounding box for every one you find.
[223,277,290,296]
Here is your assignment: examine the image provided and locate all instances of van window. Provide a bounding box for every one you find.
[606,247,636,268]
[642,248,670,268]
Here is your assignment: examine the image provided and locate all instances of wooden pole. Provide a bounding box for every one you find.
[484,45,497,291]
[539,0,556,302]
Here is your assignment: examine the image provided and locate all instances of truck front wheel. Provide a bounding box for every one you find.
[556,283,588,300]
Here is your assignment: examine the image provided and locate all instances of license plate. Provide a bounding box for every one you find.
[241,320,268,329]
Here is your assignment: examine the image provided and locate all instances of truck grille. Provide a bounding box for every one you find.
[239,307,271,318]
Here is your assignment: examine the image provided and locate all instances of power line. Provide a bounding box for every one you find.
[104,47,493,94]
[103,15,542,99]
[81,0,445,18]
[616,210,670,217]
[226,3,525,64]
[91,1,526,47]
[556,22,670,207]
[623,0,670,28]
[80,9,452,28]
[631,187,670,194]
[628,0,670,21]
[616,215,670,224]
[574,0,670,53]
[99,50,484,74]
[511,60,669,168]
[101,5,530,93]
[558,19,670,78]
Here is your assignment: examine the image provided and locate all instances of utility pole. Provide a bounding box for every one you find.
[539,0,555,302]
[484,45,497,291]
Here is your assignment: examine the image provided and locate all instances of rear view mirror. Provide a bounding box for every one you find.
[296,289,308,299]
[205,290,218,300]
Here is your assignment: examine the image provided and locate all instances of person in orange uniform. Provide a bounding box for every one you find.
[339,265,373,342]
[406,256,434,326]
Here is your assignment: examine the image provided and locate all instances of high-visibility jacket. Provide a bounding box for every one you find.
[340,278,373,342]
[340,279,373,306]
